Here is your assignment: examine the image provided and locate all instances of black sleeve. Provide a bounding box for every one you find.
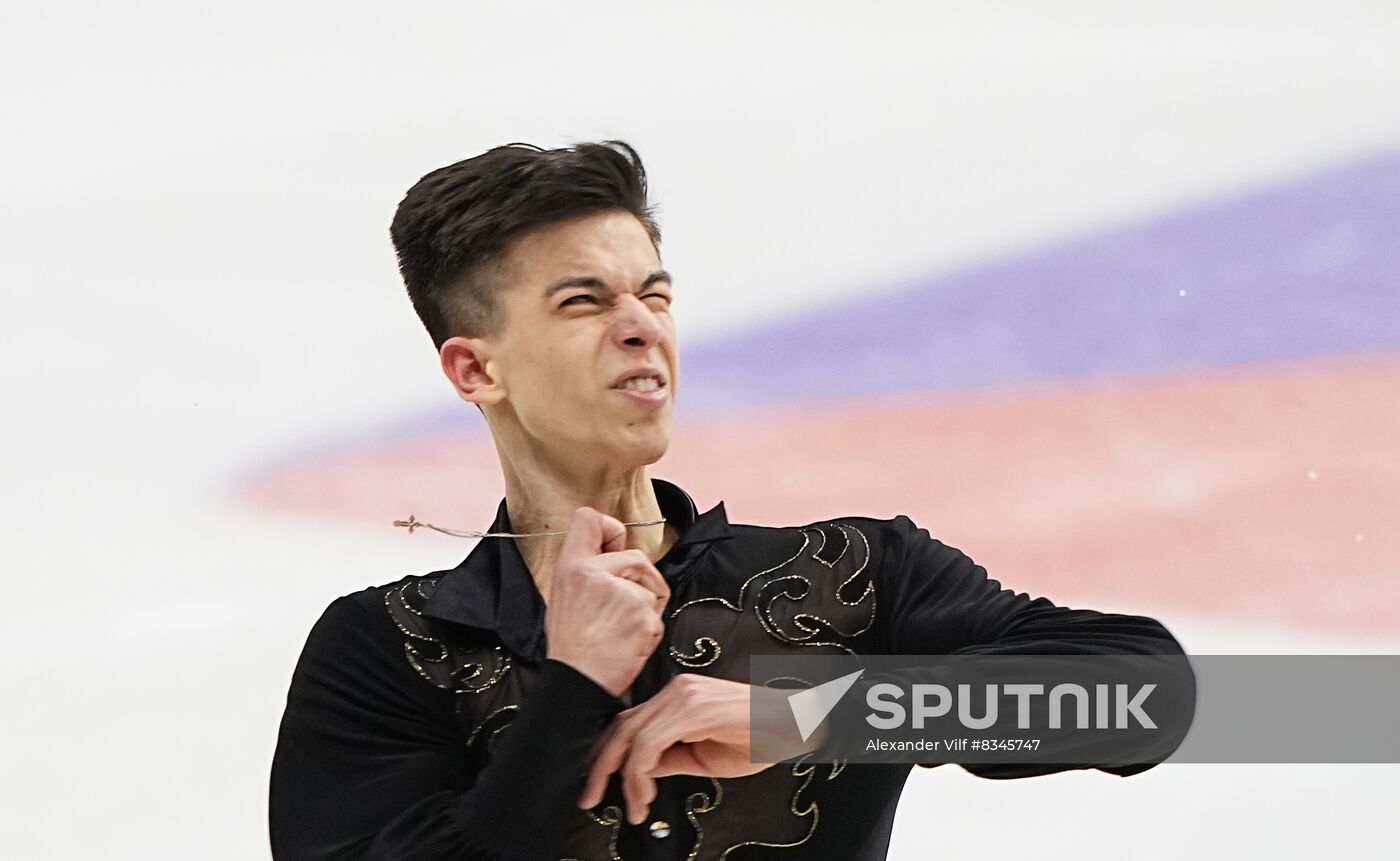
[269,594,626,860]
[819,515,1194,779]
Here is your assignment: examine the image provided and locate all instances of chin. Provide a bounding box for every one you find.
[616,427,671,465]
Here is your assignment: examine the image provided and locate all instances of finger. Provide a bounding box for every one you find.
[582,681,685,811]
[578,720,624,809]
[607,578,671,628]
[625,770,656,825]
[581,732,629,808]
[616,694,688,822]
[579,708,646,808]
[622,728,672,824]
[594,548,670,604]
[598,510,629,553]
[558,506,627,568]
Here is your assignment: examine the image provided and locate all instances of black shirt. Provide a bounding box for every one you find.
[269,478,1187,860]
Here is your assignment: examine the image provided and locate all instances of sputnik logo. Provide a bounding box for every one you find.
[786,669,865,742]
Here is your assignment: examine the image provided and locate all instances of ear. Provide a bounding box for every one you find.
[440,336,505,407]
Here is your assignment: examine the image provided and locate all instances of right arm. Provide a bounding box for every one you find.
[270,507,670,860]
[269,594,625,861]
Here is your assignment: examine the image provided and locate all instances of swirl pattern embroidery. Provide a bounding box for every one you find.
[383,576,513,696]
[668,522,876,669]
[660,522,877,858]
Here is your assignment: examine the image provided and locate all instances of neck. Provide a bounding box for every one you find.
[500,463,678,602]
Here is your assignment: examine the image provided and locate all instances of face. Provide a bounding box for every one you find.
[441,210,678,471]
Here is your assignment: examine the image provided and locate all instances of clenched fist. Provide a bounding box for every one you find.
[544,506,671,698]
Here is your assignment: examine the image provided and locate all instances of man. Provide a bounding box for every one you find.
[269,141,1189,860]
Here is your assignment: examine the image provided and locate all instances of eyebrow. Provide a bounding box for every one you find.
[544,270,672,298]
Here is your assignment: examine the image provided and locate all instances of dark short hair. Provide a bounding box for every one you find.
[389,140,662,350]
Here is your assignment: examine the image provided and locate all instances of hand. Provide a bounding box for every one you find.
[545,506,671,698]
[577,674,790,825]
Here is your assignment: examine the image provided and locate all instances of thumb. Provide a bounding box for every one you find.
[558,506,628,565]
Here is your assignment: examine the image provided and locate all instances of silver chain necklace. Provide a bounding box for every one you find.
[392,514,667,539]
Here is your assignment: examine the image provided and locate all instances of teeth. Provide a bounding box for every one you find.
[618,376,662,391]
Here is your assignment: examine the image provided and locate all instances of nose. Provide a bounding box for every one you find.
[611,293,665,349]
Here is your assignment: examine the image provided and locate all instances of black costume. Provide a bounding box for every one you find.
[270,478,1186,859]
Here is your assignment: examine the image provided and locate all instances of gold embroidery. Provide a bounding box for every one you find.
[382,577,512,694]
[382,520,878,859]
[669,523,876,661]
[669,636,721,668]
[464,704,520,752]
[716,758,821,858]
[682,778,722,861]
[561,804,624,861]
[661,522,878,857]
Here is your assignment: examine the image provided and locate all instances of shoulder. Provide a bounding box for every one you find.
[720,514,973,595]
[728,512,919,538]
[293,575,507,710]
[711,514,922,596]
[281,576,471,735]
[294,575,428,668]
[296,573,460,682]
[319,574,513,696]
[723,513,928,566]
[312,573,443,640]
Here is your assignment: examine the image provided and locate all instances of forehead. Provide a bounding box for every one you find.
[501,210,659,285]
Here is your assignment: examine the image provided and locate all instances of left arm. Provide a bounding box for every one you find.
[581,515,1196,822]
[831,514,1194,778]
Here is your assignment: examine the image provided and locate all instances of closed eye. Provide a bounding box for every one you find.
[562,293,670,307]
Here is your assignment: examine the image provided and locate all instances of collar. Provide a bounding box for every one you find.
[419,477,734,662]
